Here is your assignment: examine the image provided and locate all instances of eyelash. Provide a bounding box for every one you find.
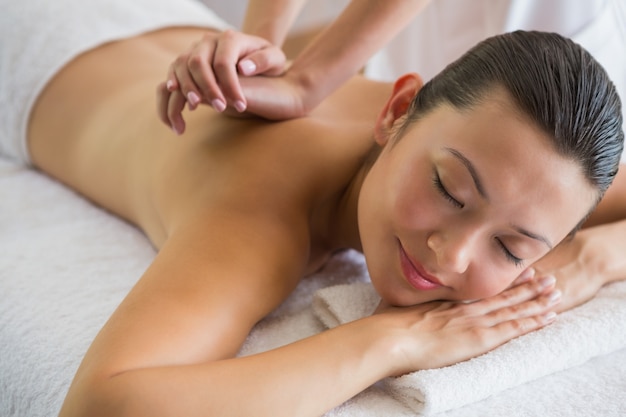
[496,238,524,268]
[432,170,463,208]
[432,169,524,267]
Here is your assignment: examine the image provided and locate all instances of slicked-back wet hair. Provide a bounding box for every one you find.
[400,30,623,200]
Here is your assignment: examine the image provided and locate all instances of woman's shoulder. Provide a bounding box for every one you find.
[313,75,393,123]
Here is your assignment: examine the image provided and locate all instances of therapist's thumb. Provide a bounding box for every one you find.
[238,46,286,77]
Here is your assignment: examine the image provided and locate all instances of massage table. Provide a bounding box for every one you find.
[2,156,626,416]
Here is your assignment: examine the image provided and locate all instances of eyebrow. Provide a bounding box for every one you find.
[445,147,488,199]
[512,226,554,250]
[444,147,553,250]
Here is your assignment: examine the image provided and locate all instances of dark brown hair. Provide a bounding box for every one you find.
[402,30,624,199]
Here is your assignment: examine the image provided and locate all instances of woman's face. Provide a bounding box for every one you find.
[358,89,596,306]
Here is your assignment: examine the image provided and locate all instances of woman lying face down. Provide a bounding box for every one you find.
[31,27,622,417]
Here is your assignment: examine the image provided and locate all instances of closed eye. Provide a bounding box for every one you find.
[432,169,464,209]
[495,238,524,267]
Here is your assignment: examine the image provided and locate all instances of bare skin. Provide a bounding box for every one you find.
[26,27,623,417]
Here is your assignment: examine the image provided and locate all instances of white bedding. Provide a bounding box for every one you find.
[1,156,626,416]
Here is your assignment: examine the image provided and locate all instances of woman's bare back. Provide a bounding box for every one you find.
[28,27,390,252]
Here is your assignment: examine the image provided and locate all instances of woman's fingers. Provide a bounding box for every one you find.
[467,275,557,316]
[381,275,563,373]
[508,267,535,288]
[464,289,559,355]
[411,280,560,370]
[483,287,561,328]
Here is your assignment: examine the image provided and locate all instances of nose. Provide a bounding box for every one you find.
[427,229,475,274]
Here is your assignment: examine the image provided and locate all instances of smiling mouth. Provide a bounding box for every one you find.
[398,241,443,291]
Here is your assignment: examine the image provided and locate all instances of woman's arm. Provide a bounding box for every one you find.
[59,207,559,417]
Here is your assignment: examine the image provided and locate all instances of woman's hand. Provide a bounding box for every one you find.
[157,29,287,134]
[376,277,560,375]
[531,227,616,313]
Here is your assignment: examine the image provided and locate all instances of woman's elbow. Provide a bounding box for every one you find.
[59,375,132,417]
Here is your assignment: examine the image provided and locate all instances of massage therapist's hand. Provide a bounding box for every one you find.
[157,29,286,134]
[375,277,560,374]
[230,71,312,120]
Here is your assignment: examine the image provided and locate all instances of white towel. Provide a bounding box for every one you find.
[312,279,626,415]
[0,0,230,165]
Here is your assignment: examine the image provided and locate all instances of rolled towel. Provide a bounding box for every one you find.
[312,280,626,415]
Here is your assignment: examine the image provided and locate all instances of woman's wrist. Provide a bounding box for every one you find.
[354,313,423,377]
[581,221,626,285]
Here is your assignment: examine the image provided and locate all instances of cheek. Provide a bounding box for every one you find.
[392,181,439,230]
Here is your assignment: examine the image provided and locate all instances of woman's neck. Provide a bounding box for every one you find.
[324,142,381,252]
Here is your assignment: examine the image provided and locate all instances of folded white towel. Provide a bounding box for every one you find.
[312,282,381,328]
[312,280,626,415]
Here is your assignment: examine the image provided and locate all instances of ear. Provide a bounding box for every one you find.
[374,73,423,146]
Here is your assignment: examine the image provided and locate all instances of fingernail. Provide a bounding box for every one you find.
[211,99,226,112]
[166,79,175,91]
[187,92,200,109]
[518,268,535,283]
[234,100,246,112]
[239,59,256,75]
[522,267,535,280]
[171,125,181,135]
[539,275,556,289]
[547,290,562,306]
[542,311,557,323]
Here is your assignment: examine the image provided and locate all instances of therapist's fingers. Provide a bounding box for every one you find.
[212,31,250,112]
[165,33,227,113]
[238,46,287,77]
[183,37,227,112]
[167,88,188,135]
[156,81,172,128]
[156,81,187,135]
[176,57,225,112]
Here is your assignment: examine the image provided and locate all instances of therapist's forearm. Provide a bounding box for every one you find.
[243,0,310,46]
[287,0,431,111]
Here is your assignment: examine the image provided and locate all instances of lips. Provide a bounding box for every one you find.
[398,241,443,291]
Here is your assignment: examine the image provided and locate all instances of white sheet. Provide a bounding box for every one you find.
[1,157,625,416]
